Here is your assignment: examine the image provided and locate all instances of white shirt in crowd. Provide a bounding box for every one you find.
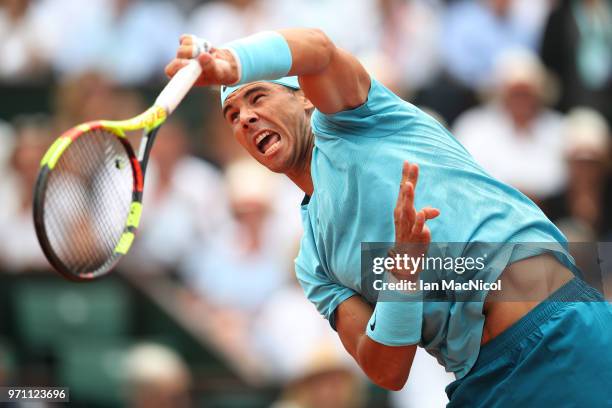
[454,103,566,199]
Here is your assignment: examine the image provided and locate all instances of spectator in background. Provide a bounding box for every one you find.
[0,114,53,271]
[180,158,301,351]
[51,0,183,84]
[127,119,230,273]
[187,0,270,46]
[442,0,549,90]
[540,0,612,124]
[419,0,552,123]
[542,108,612,241]
[270,349,364,408]
[454,49,566,203]
[0,120,15,170]
[361,0,442,97]
[262,0,377,56]
[181,158,297,312]
[0,0,58,81]
[124,343,192,408]
[53,71,119,131]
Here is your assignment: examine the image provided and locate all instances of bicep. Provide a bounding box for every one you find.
[279,28,371,114]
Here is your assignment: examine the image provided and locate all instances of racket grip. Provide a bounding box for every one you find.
[155,59,203,115]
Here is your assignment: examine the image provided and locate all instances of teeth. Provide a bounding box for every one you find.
[255,131,273,145]
[265,139,281,155]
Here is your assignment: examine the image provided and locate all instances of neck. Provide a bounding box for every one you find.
[286,117,315,195]
[287,147,314,195]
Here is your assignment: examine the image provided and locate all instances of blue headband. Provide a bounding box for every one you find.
[220,76,300,106]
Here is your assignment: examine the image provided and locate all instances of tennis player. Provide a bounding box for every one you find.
[165,29,612,405]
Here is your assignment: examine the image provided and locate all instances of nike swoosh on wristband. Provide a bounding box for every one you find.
[370,311,376,331]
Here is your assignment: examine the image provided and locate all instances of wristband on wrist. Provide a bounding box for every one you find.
[366,299,423,346]
[223,31,293,85]
[366,267,423,346]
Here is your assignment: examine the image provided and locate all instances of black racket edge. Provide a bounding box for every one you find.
[33,127,149,282]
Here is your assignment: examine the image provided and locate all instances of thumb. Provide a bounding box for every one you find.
[422,207,441,220]
[197,52,213,67]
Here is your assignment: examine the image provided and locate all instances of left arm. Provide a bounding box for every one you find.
[335,161,440,391]
[335,295,416,391]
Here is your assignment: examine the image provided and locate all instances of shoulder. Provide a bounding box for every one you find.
[311,77,414,136]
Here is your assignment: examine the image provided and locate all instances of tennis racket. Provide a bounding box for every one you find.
[33,38,211,281]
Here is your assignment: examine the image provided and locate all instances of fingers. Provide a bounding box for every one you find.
[196,52,221,82]
[422,207,441,220]
[395,161,418,241]
[177,45,194,59]
[400,161,419,189]
[164,58,188,78]
[401,161,410,184]
[177,43,213,59]
[179,34,194,45]
[411,208,440,237]
[394,181,415,243]
[394,161,441,244]
[408,162,419,189]
[412,211,425,236]
[403,180,416,227]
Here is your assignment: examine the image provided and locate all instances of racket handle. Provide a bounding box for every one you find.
[155,59,203,115]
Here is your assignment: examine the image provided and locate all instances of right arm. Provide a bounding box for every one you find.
[165,28,370,114]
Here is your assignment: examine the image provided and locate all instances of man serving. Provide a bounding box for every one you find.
[165,29,612,406]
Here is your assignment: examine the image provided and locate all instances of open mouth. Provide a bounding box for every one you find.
[255,130,281,155]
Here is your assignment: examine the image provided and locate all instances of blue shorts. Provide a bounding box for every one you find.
[446,277,612,407]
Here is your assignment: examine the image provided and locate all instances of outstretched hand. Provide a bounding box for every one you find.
[391,161,440,278]
[164,35,239,87]
[394,161,440,244]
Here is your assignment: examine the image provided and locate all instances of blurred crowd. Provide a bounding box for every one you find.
[1,0,611,407]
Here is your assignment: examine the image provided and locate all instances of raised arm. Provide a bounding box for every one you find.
[280,28,371,113]
[165,28,371,114]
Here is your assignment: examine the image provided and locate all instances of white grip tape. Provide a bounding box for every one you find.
[190,35,212,58]
[154,59,202,115]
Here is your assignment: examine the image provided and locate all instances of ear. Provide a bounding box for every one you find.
[295,90,314,114]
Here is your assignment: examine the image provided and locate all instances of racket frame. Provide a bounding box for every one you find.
[33,106,167,281]
[34,45,207,280]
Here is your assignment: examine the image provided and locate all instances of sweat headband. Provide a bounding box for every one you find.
[220,76,301,105]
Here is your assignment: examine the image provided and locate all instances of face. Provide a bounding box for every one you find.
[502,81,540,125]
[222,83,313,174]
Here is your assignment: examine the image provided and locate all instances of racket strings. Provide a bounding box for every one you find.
[62,131,117,269]
[44,129,134,275]
[46,136,108,273]
[46,148,102,269]
[47,138,102,271]
[81,130,129,252]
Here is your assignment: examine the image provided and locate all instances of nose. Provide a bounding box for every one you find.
[240,109,258,130]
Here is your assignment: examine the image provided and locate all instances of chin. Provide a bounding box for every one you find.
[259,156,289,174]
[263,162,287,174]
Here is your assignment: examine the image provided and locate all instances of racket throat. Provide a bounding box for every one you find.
[137,127,159,180]
[137,129,150,161]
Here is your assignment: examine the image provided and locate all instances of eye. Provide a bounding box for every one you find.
[253,94,265,103]
[230,111,239,123]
